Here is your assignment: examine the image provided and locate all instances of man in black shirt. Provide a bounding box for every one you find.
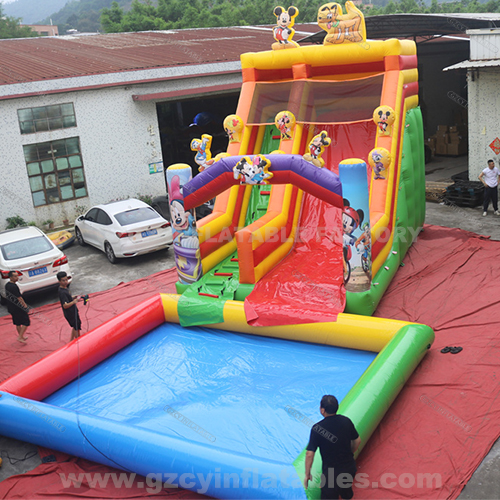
[304,395,361,499]
[5,271,30,343]
[57,271,82,341]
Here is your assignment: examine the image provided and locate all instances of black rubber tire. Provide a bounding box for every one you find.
[362,257,370,273]
[104,242,117,264]
[344,261,351,284]
[75,227,86,247]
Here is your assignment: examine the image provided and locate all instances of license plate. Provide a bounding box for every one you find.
[141,229,157,238]
[28,266,47,277]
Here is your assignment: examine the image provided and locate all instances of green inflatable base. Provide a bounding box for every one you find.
[345,107,425,316]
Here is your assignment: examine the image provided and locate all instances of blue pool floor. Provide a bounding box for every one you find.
[45,324,376,464]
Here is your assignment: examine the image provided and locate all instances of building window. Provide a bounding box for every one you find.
[17,103,76,134]
[23,137,88,207]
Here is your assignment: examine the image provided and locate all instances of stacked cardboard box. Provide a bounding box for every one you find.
[426,136,436,156]
[447,125,467,156]
[432,125,448,155]
[429,125,467,156]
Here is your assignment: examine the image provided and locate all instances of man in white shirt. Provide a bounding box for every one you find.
[479,160,500,216]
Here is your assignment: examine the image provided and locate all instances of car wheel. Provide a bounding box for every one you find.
[75,227,86,246]
[104,242,117,264]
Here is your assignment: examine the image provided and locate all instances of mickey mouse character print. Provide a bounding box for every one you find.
[233,156,273,185]
[272,6,300,50]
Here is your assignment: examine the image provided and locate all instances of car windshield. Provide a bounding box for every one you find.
[1,236,53,261]
[114,207,159,226]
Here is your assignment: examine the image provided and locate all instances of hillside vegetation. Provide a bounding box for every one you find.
[0,3,37,37]
[100,0,500,33]
[2,0,500,37]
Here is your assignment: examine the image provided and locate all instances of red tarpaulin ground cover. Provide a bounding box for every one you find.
[1,225,500,499]
[356,224,500,499]
[0,268,179,384]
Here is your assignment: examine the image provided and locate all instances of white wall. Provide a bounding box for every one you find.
[467,68,500,180]
[469,29,500,61]
[0,86,163,229]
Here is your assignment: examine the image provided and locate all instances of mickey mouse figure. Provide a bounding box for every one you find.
[168,175,199,249]
[272,6,300,50]
[378,110,390,133]
[233,155,273,185]
[342,198,364,284]
[373,105,395,137]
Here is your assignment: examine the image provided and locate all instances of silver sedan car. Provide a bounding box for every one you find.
[74,199,173,264]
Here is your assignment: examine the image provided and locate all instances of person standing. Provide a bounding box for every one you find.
[479,159,500,216]
[304,395,361,500]
[57,271,82,341]
[5,271,30,343]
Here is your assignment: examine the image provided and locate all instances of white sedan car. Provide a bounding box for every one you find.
[0,226,72,302]
[75,199,173,264]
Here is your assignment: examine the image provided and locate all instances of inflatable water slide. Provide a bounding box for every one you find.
[0,4,433,500]
[181,8,424,323]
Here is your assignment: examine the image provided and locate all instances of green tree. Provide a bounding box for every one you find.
[101,1,125,32]
[157,0,184,25]
[0,3,37,39]
[120,0,168,31]
[383,1,397,14]
[78,10,100,32]
[398,0,421,13]
[98,0,500,34]
[66,13,79,28]
[428,0,440,14]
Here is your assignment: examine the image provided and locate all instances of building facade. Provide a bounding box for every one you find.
[0,30,258,229]
[21,25,59,36]
[0,19,488,229]
[445,29,500,179]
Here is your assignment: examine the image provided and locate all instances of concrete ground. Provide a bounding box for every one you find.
[1,154,499,497]
[424,154,500,241]
[0,241,176,317]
